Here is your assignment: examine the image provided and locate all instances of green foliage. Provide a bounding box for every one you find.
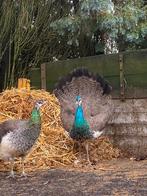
[1,0,147,89]
[51,0,147,53]
[0,0,68,88]
[80,0,114,16]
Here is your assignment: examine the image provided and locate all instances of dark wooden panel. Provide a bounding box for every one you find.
[45,53,120,91]
[29,68,41,89]
[124,50,147,74]
[41,64,47,90]
[29,49,147,98]
[124,73,147,87]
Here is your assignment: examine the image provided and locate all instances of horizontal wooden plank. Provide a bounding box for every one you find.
[46,53,119,76]
[107,124,147,136]
[112,99,147,112]
[108,99,147,124]
[110,113,147,124]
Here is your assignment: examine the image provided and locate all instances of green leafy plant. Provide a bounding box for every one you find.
[51,0,147,54]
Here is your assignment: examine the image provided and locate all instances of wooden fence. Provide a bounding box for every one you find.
[29,49,147,100]
[28,49,147,157]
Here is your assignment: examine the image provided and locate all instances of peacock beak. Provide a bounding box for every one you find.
[79,100,82,105]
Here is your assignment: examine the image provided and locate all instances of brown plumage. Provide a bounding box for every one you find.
[0,120,29,143]
[0,100,45,178]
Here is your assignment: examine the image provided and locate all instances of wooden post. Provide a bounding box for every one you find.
[41,63,46,90]
[26,79,30,90]
[18,78,30,91]
[119,53,125,101]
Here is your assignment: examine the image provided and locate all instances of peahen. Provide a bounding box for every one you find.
[0,100,45,177]
[54,68,113,164]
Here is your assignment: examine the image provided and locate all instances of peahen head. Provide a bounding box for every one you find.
[34,100,46,110]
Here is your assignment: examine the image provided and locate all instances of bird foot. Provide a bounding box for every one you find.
[86,159,92,166]
[74,159,80,165]
[6,172,15,179]
[20,171,28,178]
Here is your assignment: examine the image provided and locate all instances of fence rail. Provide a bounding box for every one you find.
[29,49,147,99]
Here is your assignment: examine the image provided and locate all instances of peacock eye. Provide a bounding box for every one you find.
[66,110,71,115]
[66,109,74,115]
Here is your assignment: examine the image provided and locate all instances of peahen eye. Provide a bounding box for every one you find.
[37,100,44,104]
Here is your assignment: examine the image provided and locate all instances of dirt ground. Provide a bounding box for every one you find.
[1,159,147,196]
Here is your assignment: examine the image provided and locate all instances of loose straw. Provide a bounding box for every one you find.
[0,89,120,172]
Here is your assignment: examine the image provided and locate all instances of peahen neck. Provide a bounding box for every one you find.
[31,107,41,124]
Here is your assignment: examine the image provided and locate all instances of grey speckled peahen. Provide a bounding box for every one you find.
[0,100,46,177]
[54,68,113,164]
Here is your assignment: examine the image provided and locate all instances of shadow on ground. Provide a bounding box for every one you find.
[1,159,147,196]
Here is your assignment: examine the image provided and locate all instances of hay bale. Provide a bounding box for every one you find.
[0,89,120,172]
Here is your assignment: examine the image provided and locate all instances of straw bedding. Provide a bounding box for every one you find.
[0,89,120,172]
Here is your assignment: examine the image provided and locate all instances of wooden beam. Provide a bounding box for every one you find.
[41,63,46,90]
[119,53,125,101]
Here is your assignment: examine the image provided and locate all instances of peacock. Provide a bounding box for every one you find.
[54,68,113,164]
[0,100,46,178]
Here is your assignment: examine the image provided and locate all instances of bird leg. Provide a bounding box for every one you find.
[73,141,82,164]
[78,142,82,160]
[7,158,15,178]
[20,157,27,177]
[84,142,91,165]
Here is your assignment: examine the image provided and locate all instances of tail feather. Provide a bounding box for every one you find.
[54,67,113,133]
[54,67,112,95]
[93,130,103,138]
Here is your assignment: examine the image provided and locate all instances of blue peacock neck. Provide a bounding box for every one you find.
[31,107,41,124]
[70,98,91,140]
[74,105,87,127]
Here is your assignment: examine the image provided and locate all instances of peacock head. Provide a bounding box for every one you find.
[34,100,46,110]
[76,96,82,106]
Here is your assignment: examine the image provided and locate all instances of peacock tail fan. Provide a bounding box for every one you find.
[53,67,114,135]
